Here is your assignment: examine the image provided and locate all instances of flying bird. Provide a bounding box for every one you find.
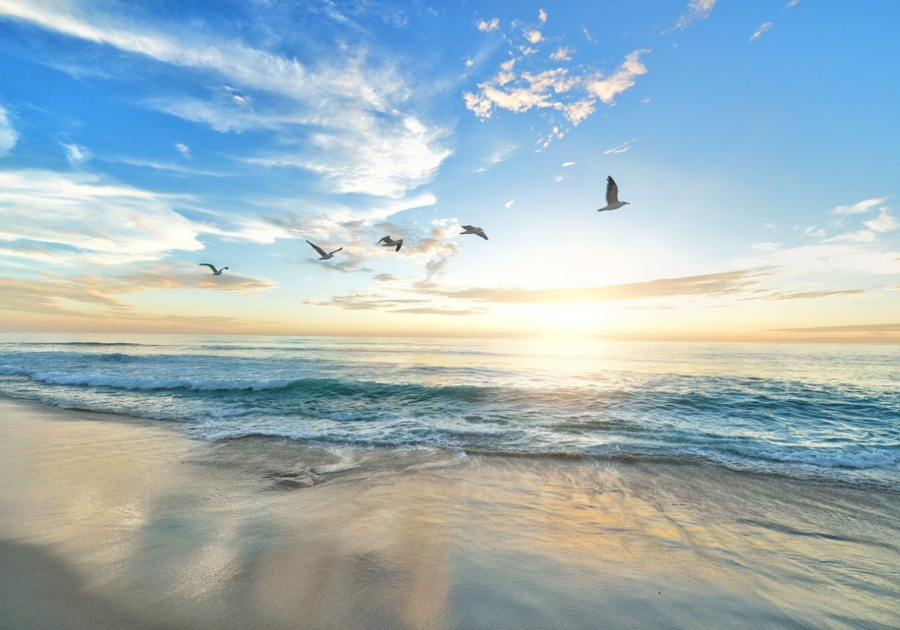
[306,240,343,260]
[460,225,489,240]
[376,236,404,252]
[597,176,630,212]
[199,263,228,275]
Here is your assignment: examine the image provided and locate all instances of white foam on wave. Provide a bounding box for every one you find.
[0,365,298,392]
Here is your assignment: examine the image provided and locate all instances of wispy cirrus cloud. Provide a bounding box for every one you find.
[671,0,719,30]
[0,0,451,199]
[831,197,887,215]
[0,169,288,266]
[442,269,771,304]
[0,105,17,157]
[750,22,774,41]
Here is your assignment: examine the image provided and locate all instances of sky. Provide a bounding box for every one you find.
[0,0,898,341]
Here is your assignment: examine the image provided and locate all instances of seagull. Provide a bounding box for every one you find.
[376,236,404,252]
[199,263,228,275]
[597,176,630,212]
[460,225,489,240]
[306,240,343,260]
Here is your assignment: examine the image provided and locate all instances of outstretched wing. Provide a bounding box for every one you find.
[606,176,619,205]
[199,263,218,273]
[376,236,389,245]
[306,240,327,257]
[329,247,343,256]
[476,230,488,240]
[461,225,474,230]
[395,239,403,252]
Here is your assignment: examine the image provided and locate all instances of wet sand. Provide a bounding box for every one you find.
[0,397,897,629]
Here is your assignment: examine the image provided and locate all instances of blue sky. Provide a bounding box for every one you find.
[1,0,898,340]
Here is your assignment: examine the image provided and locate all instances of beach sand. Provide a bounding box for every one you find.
[1,397,897,629]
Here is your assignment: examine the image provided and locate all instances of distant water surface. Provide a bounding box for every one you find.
[1,334,898,489]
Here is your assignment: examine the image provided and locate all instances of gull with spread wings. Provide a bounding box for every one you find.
[376,236,404,252]
[306,240,343,260]
[597,176,630,212]
[460,225,489,240]
[199,263,228,275]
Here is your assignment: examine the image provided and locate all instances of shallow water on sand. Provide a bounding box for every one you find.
[0,399,897,629]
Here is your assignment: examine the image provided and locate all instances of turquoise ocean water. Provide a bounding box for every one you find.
[1,334,897,489]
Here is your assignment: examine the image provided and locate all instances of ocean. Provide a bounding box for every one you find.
[1,333,898,490]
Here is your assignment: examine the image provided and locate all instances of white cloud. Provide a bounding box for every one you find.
[553,175,564,182]
[585,50,650,104]
[465,50,648,127]
[561,161,575,167]
[604,140,634,154]
[864,208,899,233]
[525,30,542,44]
[549,47,574,62]
[0,1,450,199]
[539,9,547,24]
[831,198,888,215]
[504,199,514,208]
[641,97,651,104]
[477,18,500,32]
[61,143,89,165]
[785,0,800,7]
[175,143,192,159]
[0,106,17,157]
[672,0,719,30]
[751,22,774,42]
[0,169,286,265]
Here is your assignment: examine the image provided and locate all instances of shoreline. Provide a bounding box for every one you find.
[1,397,898,628]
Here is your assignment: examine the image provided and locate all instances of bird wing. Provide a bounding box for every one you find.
[461,225,473,230]
[606,176,619,205]
[329,247,343,255]
[395,239,403,252]
[476,229,488,240]
[306,240,327,257]
[376,236,389,245]
[199,263,218,273]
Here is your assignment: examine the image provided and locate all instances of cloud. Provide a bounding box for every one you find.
[831,197,887,215]
[757,289,865,300]
[751,242,782,251]
[585,50,650,104]
[443,269,771,304]
[0,169,286,265]
[561,161,575,167]
[863,208,899,233]
[672,0,719,30]
[464,50,648,126]
[549,47,574,62]
[785,0,800,7]
[247,117,451,198]
[539,9,547,24]
[308,291,487,316]
[0,106,17,157]
[604,140,634,154]
[525,30,542,44]
[750,22,774,41]
[104,262,276,293]
[61,143,89,165]
[0,1,450,199]
[772,323,900,334]
[372,273,395,282]
[477,18,500,32]
[504,199,515,208]
[175,143,192,159]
